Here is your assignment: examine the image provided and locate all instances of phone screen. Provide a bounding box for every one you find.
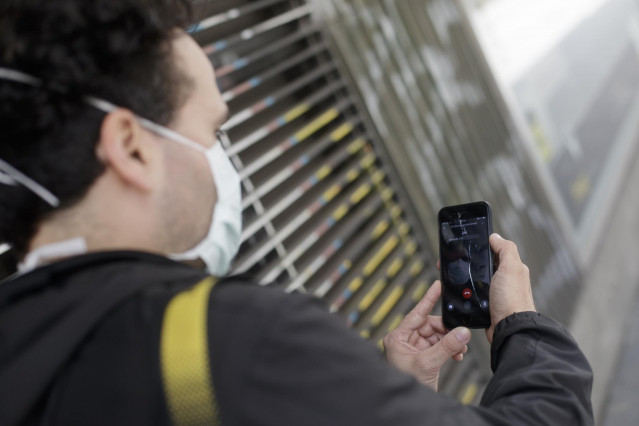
[438,202,493,329]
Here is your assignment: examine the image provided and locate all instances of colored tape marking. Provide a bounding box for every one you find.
[371,170,385,185]
[381,188,394,202]
[372,286,404,326]
[359,279,387,311]
[405,241,417,256]
[332,204,349,221]
[346,168,361,182]
[347,138,366,154]
[350,183,371,204]
[461,383,479,405]
[412,282,429,302]
[360,153,376,169]
[410,261,424,276]
[371,220,390,240]
[331,122,354,141]
[391,205,403,219]
[386,258,404,278]
[570,173,591,202]
[387,314,404,332]
[348,277,364,293]
[316,165,332,181]
[323,184,341,203]
[284,103,311,123]
[363,236,399,276]
[294,108,339,142]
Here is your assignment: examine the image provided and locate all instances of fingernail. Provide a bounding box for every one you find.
[456,328,471,342]
[492,233,502,239]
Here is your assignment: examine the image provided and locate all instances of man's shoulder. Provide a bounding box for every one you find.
[211,275,327,322]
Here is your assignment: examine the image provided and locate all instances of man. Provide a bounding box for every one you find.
[0,0,593,425]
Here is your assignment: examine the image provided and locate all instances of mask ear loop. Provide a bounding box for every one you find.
[0,158,60,208]
[0,67,61,208]
[85,96,210,154]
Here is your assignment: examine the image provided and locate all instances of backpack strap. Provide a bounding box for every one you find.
[160,277,220,425]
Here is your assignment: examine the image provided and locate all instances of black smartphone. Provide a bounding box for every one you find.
[438,202,493,329]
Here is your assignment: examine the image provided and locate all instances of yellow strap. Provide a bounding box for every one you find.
[161,277,219,426]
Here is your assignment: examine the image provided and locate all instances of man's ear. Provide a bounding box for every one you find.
[95,109,157,192]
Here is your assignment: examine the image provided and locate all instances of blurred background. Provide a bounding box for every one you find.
[3,0,638,423]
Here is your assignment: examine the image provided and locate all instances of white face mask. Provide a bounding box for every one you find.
[0,67,243,276]
[157,127,242,276]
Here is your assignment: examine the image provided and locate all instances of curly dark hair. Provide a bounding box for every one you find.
[0,0,193,259]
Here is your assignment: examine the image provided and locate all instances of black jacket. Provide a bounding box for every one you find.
[0,251,593,425]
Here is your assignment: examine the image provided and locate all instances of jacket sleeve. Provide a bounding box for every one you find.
[479,312,594,425]
[212,284,593,426]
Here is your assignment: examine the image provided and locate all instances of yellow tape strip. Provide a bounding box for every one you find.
[316,165,332,181]
[360,153,376,169]
[348,277,364,293]
[404,241,417,256]
[351,183,372,204]
[410,261,424,276]
[323,184,341,202]
[381,188,394,202]
[161,277,218,426]
[363,235,399,276]
[460,383,479,405]
[412,282,429,301]
[390,205,402,219]
[294,108,339,141]
[347,138,366,154]
[387,314,404,332]
[359,279,387,311]
[331,122,354,141]
[346,168,361,182]
[332,204,349,221]
[386,258,404,278]
[371,220,390,240]
[284,103,310,123]
[371,286,404,326]
[371,170,385,185]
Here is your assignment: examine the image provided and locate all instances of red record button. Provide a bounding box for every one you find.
[462,288,472,299]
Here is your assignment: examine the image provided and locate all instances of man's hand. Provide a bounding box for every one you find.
[383,281,471,391]
[485,234,536,342]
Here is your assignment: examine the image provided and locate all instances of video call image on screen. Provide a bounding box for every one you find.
[440,216,490,311]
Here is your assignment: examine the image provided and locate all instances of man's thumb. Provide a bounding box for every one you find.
[426,327,471,365]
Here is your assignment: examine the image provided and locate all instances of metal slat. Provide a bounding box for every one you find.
[214,23,320,79]
[224,62,338,130]
[201,3,311,55]
[222,43,329,102]
[190,0,287,35]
